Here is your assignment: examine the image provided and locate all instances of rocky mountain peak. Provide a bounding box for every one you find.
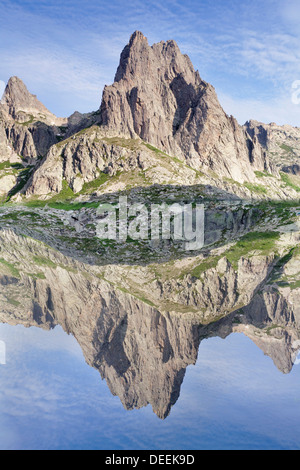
[0,76,58,124]
[100,31,272,182]
[114,31,197,85]
[129,30,147,44]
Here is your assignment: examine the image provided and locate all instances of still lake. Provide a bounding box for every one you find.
[0,322,299,450]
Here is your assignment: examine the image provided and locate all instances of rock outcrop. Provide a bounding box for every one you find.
[244,120,300,174]
[0,77,68,166]
[0,76,62,125]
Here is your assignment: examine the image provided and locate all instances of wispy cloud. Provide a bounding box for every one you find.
[0,47,107,115]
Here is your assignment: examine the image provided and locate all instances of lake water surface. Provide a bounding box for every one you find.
[0,322,299,450]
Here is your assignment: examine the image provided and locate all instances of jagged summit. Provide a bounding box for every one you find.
[0,76,60,124]
[114,30,196,84]
[0,76,69,173]
[129,30,147,44]
[100,31,271,183]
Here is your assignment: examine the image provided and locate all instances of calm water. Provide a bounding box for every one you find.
[0,323,299,450]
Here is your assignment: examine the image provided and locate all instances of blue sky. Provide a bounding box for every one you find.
[0,0,299,125]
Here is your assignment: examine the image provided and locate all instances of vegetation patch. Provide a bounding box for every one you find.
[32,256,57,269]
[244,182,268,194]
[191,255,222,278]
[225,231,280,270]
[103,137,140,150]
[280,172,300,193]
[255,170,274,178]
[279,143,295,154]
[7,166,35,201]
[79,172,110,194]
[6,297,21,306]
[16,114,35,126]
[0,258,20,277]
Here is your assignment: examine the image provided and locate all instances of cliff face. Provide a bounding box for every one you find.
[100,31,272,182]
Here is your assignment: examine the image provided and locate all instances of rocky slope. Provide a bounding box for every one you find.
[0,77,100,197]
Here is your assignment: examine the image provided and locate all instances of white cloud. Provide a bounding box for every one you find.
[1,48,105,94]
[239,31,300,85]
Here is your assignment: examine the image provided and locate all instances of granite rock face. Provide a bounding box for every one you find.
[0,121,20,163]
[100,31,272,182]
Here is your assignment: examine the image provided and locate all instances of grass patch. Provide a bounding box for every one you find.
[191,255,222,278]
[280,143,295,154]
[0,258,20,277]
[280,172,300,192]
[50,179,75,201]
[102,137,140,150]
[6,297,21,307]
[244,182,268,194]
[117,286,156,307]
[255,170,274,178]
[32,256,57,269]
[289,280,300,290]
[0,161,12,171]
[27,272,47,280]
[6,166,35,200]
[223,177,242,187]
[190,231,278,277]
[265,324,283,335]
[225,231,280,270]
[16,114,35,126]
[79,172,110,194]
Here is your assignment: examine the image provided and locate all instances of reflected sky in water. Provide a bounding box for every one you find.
[0,323,299,450]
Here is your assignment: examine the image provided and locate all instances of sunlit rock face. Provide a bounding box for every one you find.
[0,77,68,175]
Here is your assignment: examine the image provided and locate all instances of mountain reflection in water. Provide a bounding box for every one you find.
[0,229,299,422]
